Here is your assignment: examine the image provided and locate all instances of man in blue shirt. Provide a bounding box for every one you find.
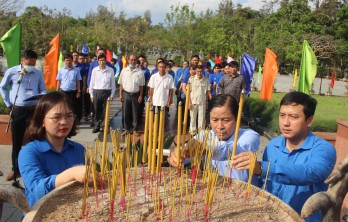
[56,53,82,121]
[232,91,336,222]
[0,49,47,181]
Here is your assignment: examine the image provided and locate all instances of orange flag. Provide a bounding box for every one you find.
[106,49,113,62]
[44,33,60,90]
[260,48,278,101]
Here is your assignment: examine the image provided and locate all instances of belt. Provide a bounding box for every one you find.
[123,90,139,96]
[13,105,36,110]
[94,89,111,92]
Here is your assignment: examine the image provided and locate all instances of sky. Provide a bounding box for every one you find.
[20,0,265,24]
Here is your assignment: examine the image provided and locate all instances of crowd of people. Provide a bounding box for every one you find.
[0,49,337,221]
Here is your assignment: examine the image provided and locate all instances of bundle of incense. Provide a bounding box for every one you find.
[147,107,154,171]
[142,100,150,163]
[151,109,159,175]
[81,151,91,217]
[259,161,271,205]
[182,83,190,145]
[118,147,127,211]
[88,149,98,199]
[157,106,165,173]
[246,152,257,196]
[204,170,219,221]
[176,102,183,167]
[230,89,245,161]
[101,99,111,177]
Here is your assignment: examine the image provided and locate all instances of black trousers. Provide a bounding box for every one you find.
[93,90,111,129]
[122,91,139,131]
[11,106,35,173]
[61,90,82,120]
[82,91,90,118]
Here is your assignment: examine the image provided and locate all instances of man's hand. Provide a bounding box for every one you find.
[138,95,143,103]
[108,96,113,101]
[90,97,94,103]
[119,95,123,102]
[231,151,262,175]
[76,92,81,99]
[7,106,12,113]
[189,103,193,110]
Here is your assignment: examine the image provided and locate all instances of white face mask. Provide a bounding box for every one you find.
[129,64,137,69]
[23,65,35,73]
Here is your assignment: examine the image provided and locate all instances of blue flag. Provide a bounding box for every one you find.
[81,42,88,54]
[113,52,121,77]
[240,52,257,96]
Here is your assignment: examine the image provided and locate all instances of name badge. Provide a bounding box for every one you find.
[25,89,33,96]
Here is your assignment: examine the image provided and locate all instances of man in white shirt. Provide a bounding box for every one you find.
[89,54,116,133]
[118,54,145,136]
[148,60,174,114]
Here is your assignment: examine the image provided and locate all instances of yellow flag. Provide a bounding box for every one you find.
[293,68,298,88]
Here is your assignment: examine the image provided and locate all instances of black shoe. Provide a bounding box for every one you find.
[90,122,95,127]
[92,128,100,133]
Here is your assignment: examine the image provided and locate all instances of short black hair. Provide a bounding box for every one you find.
[138,55,147,60]
[208,94,238,120]
[23,50,38,59]
[225,61,239,68]
[97,54,106,60]
[191,55,200,60]
[64,53,72,60]
[206,61,212,68]
[196,65,204,70]
[111,58,117,64]
[280,91,317,119]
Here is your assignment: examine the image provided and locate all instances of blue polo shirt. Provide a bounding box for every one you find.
[259,131,336,222]
[56,66,82,91]
[141,67,151,81]
[19,139,85,208]
[0,65,47,107]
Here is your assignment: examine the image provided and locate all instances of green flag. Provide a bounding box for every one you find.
[298,40,318,94]
[0,24,21,68]
[57,52,64,69]
[257,64,262,84]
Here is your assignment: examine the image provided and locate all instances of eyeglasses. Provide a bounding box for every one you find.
[45,113,76,123]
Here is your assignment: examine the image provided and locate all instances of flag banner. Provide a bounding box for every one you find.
[208,59,215,68]
[106,49,112,62]
[81,42,88,54]
[260,48,278,101]
[214,55,222,65]
[298,40,318,94]
[257,64,262,84]
[122,56,128,69]
[330,68,335,88]
[227,56,234,63]
[292,68,298,88]
[43,33,60,90]
[57,52,63,69]
[117,56,123,76]
[113,52,121,77]
[240,52,257,96]
[0,24,21,68]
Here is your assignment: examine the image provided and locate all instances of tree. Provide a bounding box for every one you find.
[0,0,23,13]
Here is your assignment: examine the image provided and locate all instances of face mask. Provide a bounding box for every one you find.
[23,65,35,73]
[129,64,137,69]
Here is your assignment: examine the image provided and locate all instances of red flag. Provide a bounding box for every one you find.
[106,49,113,62]
[214,55,222,65]
[330,68,335,88]
[43,33,60,90]
[260,48,278,101]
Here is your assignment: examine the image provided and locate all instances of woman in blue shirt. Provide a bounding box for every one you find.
[19,91,86,208]
[168,94,260,182]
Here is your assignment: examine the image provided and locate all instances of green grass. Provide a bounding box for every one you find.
[247,91,348,133]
